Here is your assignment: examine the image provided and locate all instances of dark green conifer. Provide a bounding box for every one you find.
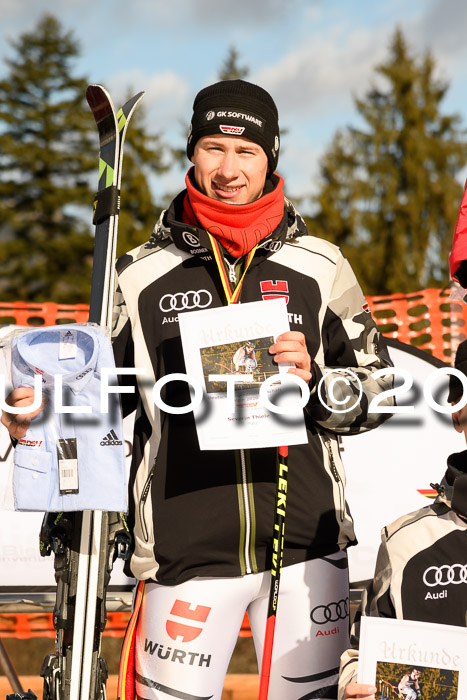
[310,28,467,294]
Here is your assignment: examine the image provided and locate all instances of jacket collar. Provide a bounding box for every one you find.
[12,325,99,395]
[434,450,467,520]
[148,189,308,262]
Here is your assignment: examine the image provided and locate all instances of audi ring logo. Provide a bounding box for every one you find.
[310,598,349,624]
[259,240,282,253]
[423,564,467,587]
[159,290,213,313]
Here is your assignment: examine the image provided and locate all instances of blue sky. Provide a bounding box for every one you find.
[3,0,467,206]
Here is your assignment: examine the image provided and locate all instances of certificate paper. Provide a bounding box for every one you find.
[358,616,467,698]
[178,299,307,450]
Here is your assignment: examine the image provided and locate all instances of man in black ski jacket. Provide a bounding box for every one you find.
[3,80,395,700]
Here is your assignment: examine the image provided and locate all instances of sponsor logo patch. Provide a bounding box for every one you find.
[423,564,467,586]
[219,125,245,135]
[159,290,212,313]
[258,239,282,253]
[166,599,211,643]
[143,640,212,668]
[209,110,263,127]
[315,626,340,637]
[182,231,200,248]
[18,439,43,448]
[75,367,92,381]
[310,598,349,624]
[100,430,123,446]
[425,590,447,600]
[417,488,437,498]
[260,280,289,304]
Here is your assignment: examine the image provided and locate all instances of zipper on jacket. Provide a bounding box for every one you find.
[239,449,253,574]
[219,255,254,572]
[322,436,345,523]
[139,459,156,543]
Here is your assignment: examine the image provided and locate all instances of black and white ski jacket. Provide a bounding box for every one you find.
[112,191,394,585]
[338,451,467,698]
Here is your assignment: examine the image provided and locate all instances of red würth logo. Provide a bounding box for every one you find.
[260,280,289,303]
[166,599,211,643]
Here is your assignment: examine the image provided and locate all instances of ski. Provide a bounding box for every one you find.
[39,85,145,700]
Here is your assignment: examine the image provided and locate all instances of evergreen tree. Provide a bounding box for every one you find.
[309,28,467,294]
[0,14,96,303]
[0,15,166,303]
[218,46,249,81]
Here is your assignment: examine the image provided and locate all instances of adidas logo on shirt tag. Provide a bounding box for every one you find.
[59,329,77,360]
[100,429,123,446]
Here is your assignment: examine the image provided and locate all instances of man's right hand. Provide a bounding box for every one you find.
[344,683,376,699]
[1,388,47,440]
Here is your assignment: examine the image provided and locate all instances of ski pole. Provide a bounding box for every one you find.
[258,444,288,700]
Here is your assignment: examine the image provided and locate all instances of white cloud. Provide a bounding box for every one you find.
[115,0,314,28]
[2,0,94,27]
[416,0,467,56]
[2,0,54,21]
[280,136,324,201]
[251,24,390,123]
[248,2,467,130]
[106,70,190,132]
[401,0,467,98]
[189,0,302,25]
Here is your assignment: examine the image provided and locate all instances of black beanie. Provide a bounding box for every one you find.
[186,79,280,173]
[448,339,467,402]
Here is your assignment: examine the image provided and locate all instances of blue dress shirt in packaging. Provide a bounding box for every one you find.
[10,324,128,513]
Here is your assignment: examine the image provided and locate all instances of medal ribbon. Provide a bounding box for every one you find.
[207,232,257,304]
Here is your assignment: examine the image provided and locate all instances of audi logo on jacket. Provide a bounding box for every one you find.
[111,191,395,585]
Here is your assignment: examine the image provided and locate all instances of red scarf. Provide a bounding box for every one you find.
[182,168,285,258]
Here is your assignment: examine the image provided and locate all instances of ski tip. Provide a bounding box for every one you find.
[86,84,115,120]
[86,83,108,98]
[86,83,110,100]
[125,90,145,107]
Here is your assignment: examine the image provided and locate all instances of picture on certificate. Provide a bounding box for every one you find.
[179,298,307,450]
[375,661,457,699]
[200,336,278,394]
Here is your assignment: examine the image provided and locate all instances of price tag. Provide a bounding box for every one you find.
[57,438,79,494]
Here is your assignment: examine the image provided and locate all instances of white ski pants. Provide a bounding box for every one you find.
[135,553,350,700]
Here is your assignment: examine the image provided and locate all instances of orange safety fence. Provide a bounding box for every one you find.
[0,612,131,640]
[1,288,467,362]
[0,302,89,328]
[0,610,253,641]
[1,286,467,643]
[367,287,466,361]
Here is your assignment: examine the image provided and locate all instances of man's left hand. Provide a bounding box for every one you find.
[269,331,313,384]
